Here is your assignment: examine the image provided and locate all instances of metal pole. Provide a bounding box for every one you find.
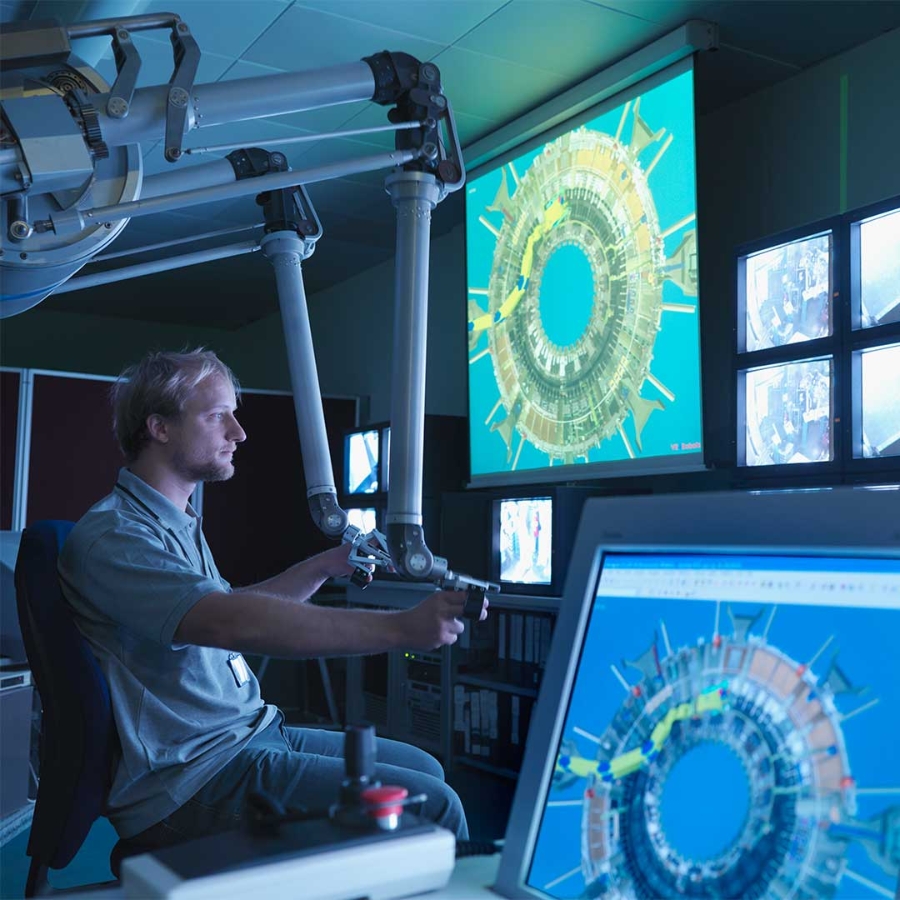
[261,231,345,537]
[53,240,259,293]
[384,171,441,578]
[95,62,376,149]
[139,158,237,199]
[12,369,34,531]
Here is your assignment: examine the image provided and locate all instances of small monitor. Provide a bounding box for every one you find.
[345,506,378,535]
[498,497,553,586]
[741,356,833,466]
[495,488,900,900]
[344,428,380,494]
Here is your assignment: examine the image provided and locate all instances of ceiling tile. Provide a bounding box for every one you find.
[291,0,508,45]
[455,0,656,79]
[242,4,446,71]
[584,0,719,28]
[429,45,570,121]
[122,0,290,59]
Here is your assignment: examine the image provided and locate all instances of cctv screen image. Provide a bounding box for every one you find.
[346,429,380,494]
[499,497,553,585]
[527,552,900,899]
[466,65,702,482]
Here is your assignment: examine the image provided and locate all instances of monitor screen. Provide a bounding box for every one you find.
[345,429,380,494]
[345,507,377,534]
[495,488,900,900]
[466,59,702,486]
[499,497,553,585]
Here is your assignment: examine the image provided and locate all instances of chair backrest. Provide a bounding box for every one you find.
[14,520,117,871]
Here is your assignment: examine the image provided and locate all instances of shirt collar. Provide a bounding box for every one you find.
[117,467,198,532]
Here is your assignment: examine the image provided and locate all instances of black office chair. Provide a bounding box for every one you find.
[14,520,144,896]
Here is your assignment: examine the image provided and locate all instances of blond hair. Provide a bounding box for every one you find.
[111,348,241,462]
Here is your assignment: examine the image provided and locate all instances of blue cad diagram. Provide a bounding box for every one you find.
[529,595,900,899]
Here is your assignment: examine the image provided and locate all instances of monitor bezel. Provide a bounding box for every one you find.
[493,487,900,898]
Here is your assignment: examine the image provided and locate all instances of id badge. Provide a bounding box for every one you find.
[227,652,251,687]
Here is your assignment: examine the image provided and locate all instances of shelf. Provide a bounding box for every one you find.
[456,659,543,692]
[454,757,520,781]
[455,674,538,698]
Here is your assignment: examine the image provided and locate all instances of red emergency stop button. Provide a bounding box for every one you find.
[361,785,408,830]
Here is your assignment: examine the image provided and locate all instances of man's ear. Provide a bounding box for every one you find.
[146,413,170,444]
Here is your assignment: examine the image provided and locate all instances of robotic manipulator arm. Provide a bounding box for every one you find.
[0,12,498,597]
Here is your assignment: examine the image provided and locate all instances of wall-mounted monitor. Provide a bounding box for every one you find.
[343,424,390,496]
[739,231,833,352]
[344,428,380,494]
[345,506,378,535]
[740,356,834,466]
[494,487,900,900]
[466,58,703,486]
[497,496,553,587]
[490,487,595,597]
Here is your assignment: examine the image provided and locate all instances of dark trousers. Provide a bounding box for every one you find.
[133,715,468,848]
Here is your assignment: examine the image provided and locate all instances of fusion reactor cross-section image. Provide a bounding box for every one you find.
[466,68,702,479]
[532,593,900,899]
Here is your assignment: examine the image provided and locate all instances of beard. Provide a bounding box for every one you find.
[172,451,235,484]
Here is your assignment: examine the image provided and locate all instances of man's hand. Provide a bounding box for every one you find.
[314,543,371,581]
[400,590,490,650]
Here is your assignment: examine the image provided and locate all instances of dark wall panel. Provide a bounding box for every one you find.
[27,376,124,526]
[1,371,20,530]
[203,394,357,588]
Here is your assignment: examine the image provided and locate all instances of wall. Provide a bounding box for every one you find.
[0,307,234,378]
[695,26,900,464]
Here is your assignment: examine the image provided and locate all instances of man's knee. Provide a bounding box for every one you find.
[428,779,468,841]
[376,737,445,781]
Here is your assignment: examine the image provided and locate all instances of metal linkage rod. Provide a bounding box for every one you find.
[54,240,259,293]
[92,224,262,263]
[46,148,420,233]
[187,121,423,155]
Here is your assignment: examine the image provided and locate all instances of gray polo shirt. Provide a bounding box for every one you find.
[58,468,276,838]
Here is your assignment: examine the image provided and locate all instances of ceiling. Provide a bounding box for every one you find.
[3,0,900,329]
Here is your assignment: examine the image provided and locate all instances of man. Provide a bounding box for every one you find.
[59,348,484,851]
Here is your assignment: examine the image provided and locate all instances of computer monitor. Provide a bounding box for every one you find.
[345,506,378,535]
[497,497,553,587]
[344,428,381,494]
[495,487,900,899]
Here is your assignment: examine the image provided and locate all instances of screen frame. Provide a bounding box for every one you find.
[465,53,706,488]
[494,487,900,898]
[492,494,556,592]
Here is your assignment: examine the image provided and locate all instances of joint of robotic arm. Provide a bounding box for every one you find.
[308,492,348,539]
[362,51,422,105]
[376,59,465,192]
[386,522,438,581]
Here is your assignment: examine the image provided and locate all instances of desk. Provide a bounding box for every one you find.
[430,855,501,898]
[105,846,503,899]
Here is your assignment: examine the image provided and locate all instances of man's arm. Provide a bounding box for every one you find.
[244,543,360,603]
[174,587,482,657]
